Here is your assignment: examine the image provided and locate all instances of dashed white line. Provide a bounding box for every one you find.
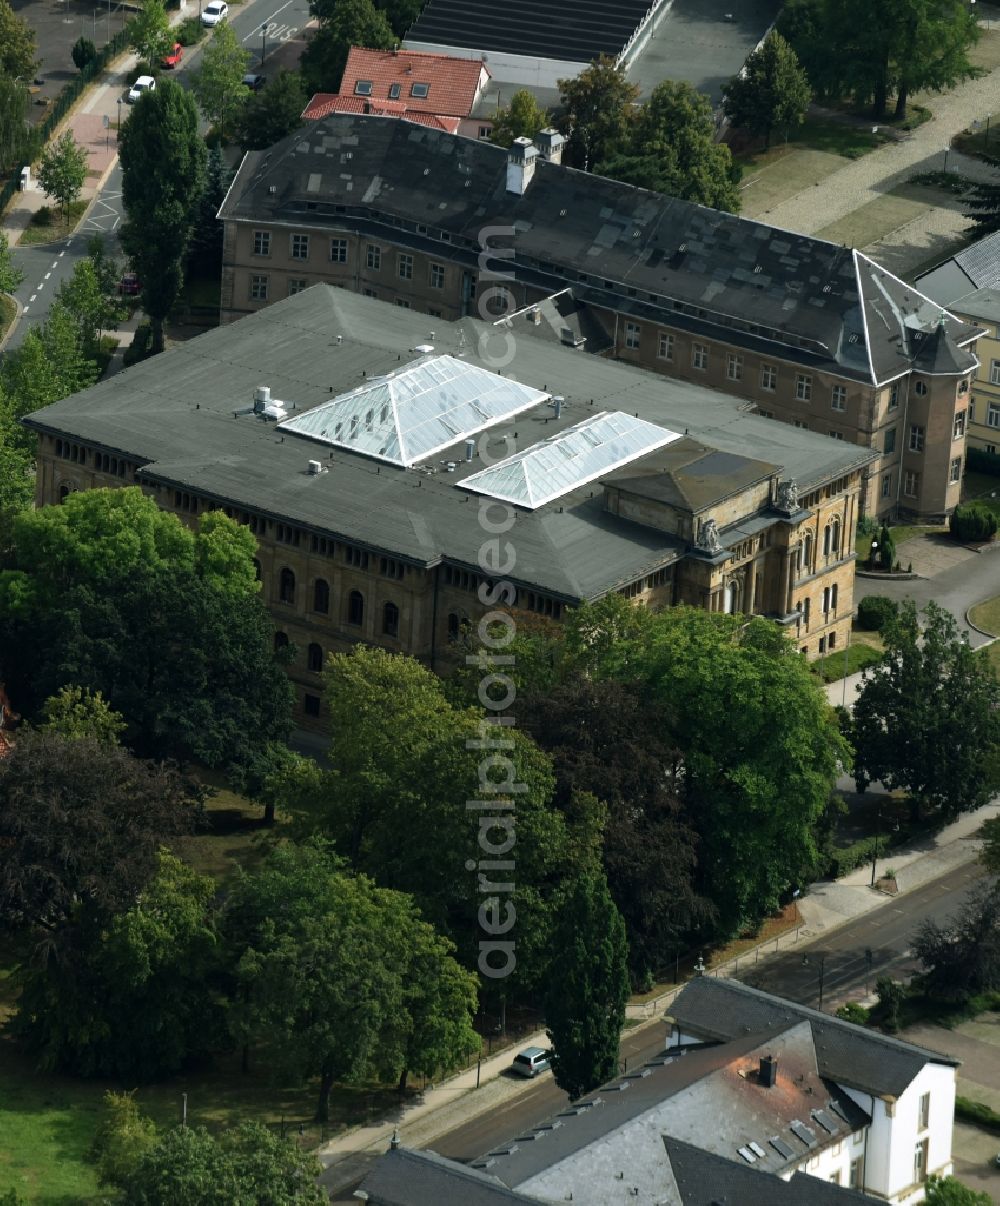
[43,272,51,280]
[50,261,58,269]
[28,294,36,302]
[58,250,66,257]
[36,282,44,291]
[22,305,30,313]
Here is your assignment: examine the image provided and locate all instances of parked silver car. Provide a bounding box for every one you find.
[510,1047,551,1078]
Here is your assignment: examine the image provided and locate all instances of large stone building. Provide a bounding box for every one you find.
[25,289,874,727]
[218,114,980,521]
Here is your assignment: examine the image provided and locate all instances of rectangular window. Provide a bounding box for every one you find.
[919,1092,931,1130]
[904,470,919,497]
[303,693,321,717]
[380,556,405,579]
[760,363,777,391]
[954,410,967,439]
[625,321,640,350]
[989,403,1000,428]
[830,430,844,440]
[990,359,1000,386]
[345,545,369,569]
[252,230,270,256]
[479,125,490,138]
[793,419,808,429]
[831,385,847,411]
[727,353,743,381]
[828,1171,840,1185]
[657,332,674,361]
[950,456,962,483]
[909,424,925,452]
[287,278,308,296]
[884,427,896,454]
[290,233,310,261]
[329,238,347,263]
[881,471,892,498]
[429,263,445,289]
[849,1158,863,1188]
[394,299,411,309]
[362,288,377,298]
[796,373,813,402]
[398,253,413,280]
[914,1139,929,1184]
[888,383,899,409]
[366,244,381,270]
[249,274,268,301]
[692,343,707,370]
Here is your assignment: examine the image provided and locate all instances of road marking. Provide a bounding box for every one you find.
[51,261,58,269]
[22,305,29,313]
[43,272,51,280]
[58,250,66,257]
[36,282,44,291]
[28,294,36,302]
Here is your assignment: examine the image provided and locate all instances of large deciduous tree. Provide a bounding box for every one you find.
[0,231,24,296]
[923,1176,994,1206]
[301,0,396,94]
[489,90,550,149]
[0,78,33,177]
[722,30,811,148]
[599,79,741,212]
[964,162,1000,238]
[189,20,251,140]
[37,131,88,219]
[223,841,479,1122]
[128,0,171,67]
[558,57,639,170]
[0,0,38,78]
[913,881,1000,1002]
[236,70,307,151]
[544,870,630,1101]
[853,601,1000,820]
[120,79,205,352]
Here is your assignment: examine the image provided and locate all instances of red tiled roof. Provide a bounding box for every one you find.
[302,93,461,134]
[338,46,488,117]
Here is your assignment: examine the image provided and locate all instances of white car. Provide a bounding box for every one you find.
[201,0,229,25]
[126,75,156,104]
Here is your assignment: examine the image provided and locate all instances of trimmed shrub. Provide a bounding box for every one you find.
[950,502,998,543]
[857,595,898,632]
[72,37,98,71]
[176,16,206,45]
[836,1002,869,1025]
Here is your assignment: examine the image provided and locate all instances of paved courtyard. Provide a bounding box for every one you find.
[904,1018,1000,1197]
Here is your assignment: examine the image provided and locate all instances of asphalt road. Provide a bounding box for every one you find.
[5,0,311,349]
[429,859,986,1164]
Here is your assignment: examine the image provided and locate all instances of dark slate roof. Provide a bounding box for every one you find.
[406,0,651,62]
[219,115,981,386]
[663,1137,873,1206]
[667,977,959,1100]
[357,1146,544,1204]
[605,437,777,512]
[24,288,875,602]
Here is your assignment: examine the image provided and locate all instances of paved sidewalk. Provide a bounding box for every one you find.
[762,28,1000,239]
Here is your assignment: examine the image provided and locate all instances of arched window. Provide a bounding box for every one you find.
[252,558,262,582]
[823,524,831,556]
[274,631,289,652]
[447,612,461,642]
[348,590,364,626]
[279,567,295,604]
[831,519,841,553]
[802,533,813,571]
[313,578,330,613]
[383,601,400,638]
[307,642,323,672]
[58,483,72,502]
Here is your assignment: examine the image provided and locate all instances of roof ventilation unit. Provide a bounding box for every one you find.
[465,438,476,462]
[307,460,323,475]
[446,461,456,472]
[253,385,271,413]
[414,343,434,353]
[759,1054,778,1088]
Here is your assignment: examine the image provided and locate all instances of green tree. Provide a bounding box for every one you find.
[37,130,88,219]
[924,1175,994,1205]
[0,421,33,553]
[374,0,423,37]
[129,0,172,67]
[120,79,206,352]
[185,146,233,278]
[965,163,1000,237]
[224,841,479,1121]
[15,851,225,1078]
[489,89,550,149]
[190,20,251,140]
[237,70,308,151]
[0,77,33,176]
[89,1091,159,1189]
[119,1120,325,1204]
[558,57,639,170]
[875,975,905,1032]
[72,35,97,71]
[55,254,127,360]
[0,727,197,936]
[599,80,741,212]
[980,815,1000,876]
[0,0,38,78]
[301,0,396,93]
[913,881,1000,1001]
[544,870,630,1101]
[873,523,896,569]
[853,602,1000,820]
[38,685,126,743]
[722,30,811,148]
[0,230,24,295]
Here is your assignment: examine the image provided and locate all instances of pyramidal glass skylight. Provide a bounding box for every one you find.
[460,411,680,509]
[277,354,548,466]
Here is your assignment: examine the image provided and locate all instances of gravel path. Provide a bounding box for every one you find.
[764,58,1000,237]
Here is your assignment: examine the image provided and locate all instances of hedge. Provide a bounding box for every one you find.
[827,834,882,877]
[950,502,998,543]
[856,595,898,632]
[967,446,1000,477]
[956,1096,1000,1134]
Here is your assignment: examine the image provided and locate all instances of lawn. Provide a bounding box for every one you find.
[816,189,934,251]
[169,775,275,885]
[980,641,1000,674]
[19,201,88,246]
[811,639,883,682]
[970,595,1000,637]
[855,523,946,562]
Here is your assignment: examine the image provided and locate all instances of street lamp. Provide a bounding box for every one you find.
[116,96,122,138]
[943,145,951,173]
[870,806,882,886]
[802,953,826,1010]
[260,21,268,67]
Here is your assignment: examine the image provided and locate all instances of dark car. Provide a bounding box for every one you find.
[117,272,140,297]
[242,73,266,92]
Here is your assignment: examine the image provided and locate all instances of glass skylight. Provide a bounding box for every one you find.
[459,411,680,509]
[277,354,548,467]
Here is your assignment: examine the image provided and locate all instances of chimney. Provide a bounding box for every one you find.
[535,127,566,165]
[759,1055,778,1088]
[552,396,563,418]
[506,136,538,195]
[253,384,271,413]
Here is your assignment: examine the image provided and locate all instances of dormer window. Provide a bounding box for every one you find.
[389,82,401,99]
[354,80,373,96]
[411,82,430,97]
